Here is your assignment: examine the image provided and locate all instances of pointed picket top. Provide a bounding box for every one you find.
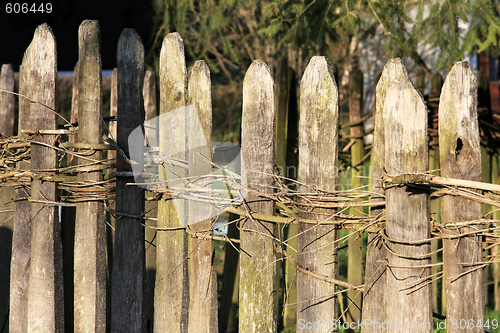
[439,61,481,180]
[373,59,414,171]
[159,32,187,114]
[24,23,57,130]
[242,60,275,188]
[118,29,144,80]
[374,59,408,150]
[298,56,338,192]
[376,58,409,110]
[188,60,212,144]
[383,61,428,175]
[78,20,102,144]
[117,28,145,169]
[24,23,56,74]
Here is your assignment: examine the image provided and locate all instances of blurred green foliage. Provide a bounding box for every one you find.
[147,0,500,78]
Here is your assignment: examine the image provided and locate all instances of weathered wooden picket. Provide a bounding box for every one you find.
[1,20,499,333]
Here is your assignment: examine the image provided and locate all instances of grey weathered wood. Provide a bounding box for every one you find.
[74,20,106,333]
[0,64,15,136]
[142,69,157,332]
[187,60,218,333]
[239,60,277,333]
[362,60,406,332]
[25,23,65,332]
[9,62,31,333]
[155,32,189,333]
[297,56,338,333]
[384,60,432,332]
[439,61,484,332]
[0,63,15,331]
[111,28,146,333]
[9,62,32,333]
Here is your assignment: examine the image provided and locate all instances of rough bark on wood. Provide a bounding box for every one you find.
[111,28,146,333]
[9,62,32,333]
[155,32,189,333]
[362,60,406,332]
[239,60,278,333]
[74,20,106,333]
[25,23,65,333]
[297,56,338,333]
[384,59,431,332]
[186,60,218,333]
[0,63,15,332]
[439,61,484,333]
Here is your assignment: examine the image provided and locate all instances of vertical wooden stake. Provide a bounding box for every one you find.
[439,61,484,333]
[362,62,406,332]
[187,60,218,333]
[155,32,189,333]
[111,28,146,333]
[297,56,338,333]
[74,20,106,333]
[25,23,65,332]
[239,60,277,333]
[384,59,431,332]
[0,64,15,136]
[10,61,32,333]
[0,63,15,331]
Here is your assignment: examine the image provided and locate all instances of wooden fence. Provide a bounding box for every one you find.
[1,20,499,333]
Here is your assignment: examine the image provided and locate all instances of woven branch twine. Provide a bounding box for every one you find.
[2,124,500,293]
